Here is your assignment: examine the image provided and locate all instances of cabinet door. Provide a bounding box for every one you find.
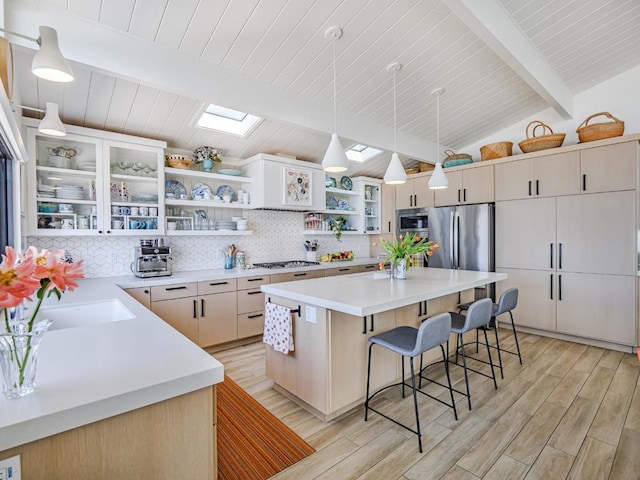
[124,287,151,309]
[237,288,265,314]
[557,191,636,275]
[581,142,637,193]
[330,310,397,412]
[556,273,635,345]
[395,181,414,209]
[151,297,198,343]
[238,312,265,338]
[199,291,238,347]
[534,151,580,197]
[325,266,359,276]
[413,175,434,208]
[495,198,556,270]
[496,268,557,331]
[434,171,463,206]
[463,165,494,204]
[495,159,534,201]
[380,183,396,234]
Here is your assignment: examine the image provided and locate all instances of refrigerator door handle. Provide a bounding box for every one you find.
[449,211,455,268]
[456,212,461,269]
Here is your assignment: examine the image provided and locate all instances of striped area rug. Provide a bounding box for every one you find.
[217,375,315,480]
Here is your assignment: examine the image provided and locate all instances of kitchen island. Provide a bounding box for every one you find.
[261,267,507,421]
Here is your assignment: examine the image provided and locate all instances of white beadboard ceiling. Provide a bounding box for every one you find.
[5,0,640,179]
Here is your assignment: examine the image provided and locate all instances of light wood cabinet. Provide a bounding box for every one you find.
[237,275,270,340]
[434,164,494,206]
[271,270,324,283]
[380,183,396,234]
[199,291,237,346]
[124,287,151,309]
[325,265,361,276]
[395,174,433,209]
[151,296,199,344]
[580,142,636,193]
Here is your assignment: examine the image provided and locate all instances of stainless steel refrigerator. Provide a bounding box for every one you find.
[426,203,494,272]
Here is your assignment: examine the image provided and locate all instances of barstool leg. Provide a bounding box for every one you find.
[459,334,472,410]
[493,317,504,379]
[419,354,424,389]
[455,334,460,364]
[401,355,406,398]
[441,345,457,421]
[475,329,479,353]
[365,343,374,421]
[483,327,497,389]
[409,357,422,453]
[510,311,523,364]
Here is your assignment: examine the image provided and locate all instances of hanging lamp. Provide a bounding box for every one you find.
[428,87,449,189]
[383,63,406,185]
[321,27,349,173]
[14,102,66,136]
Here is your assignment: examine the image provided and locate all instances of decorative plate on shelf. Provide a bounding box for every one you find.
[326,176,337,188]
[165,179,186,198]
[326,196,338,209]
[338,198,350,210]
[340,176,353,190]
[191,182,213,199]
[218,169,243,176]
[215,184,236,200]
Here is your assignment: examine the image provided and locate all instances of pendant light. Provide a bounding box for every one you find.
[14,102,66,136]
[321,27,349,173]
[0,26,74,82]
[428,87,449,189]
[383,63,406,185]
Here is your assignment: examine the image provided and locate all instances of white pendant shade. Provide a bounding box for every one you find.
[384,152,406,184]
[322,133,349,172]
[38,102,66,136]
[32,26,74,83]
[428,162,448,189]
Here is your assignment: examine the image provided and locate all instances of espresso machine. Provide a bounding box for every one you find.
[132,239,172,278]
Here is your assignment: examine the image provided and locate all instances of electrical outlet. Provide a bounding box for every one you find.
[0,455,21,479]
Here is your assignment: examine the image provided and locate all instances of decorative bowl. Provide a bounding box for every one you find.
[38,203,57,213]
[165,155,193,169]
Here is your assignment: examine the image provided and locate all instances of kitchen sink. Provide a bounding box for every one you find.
[38,298,136,331]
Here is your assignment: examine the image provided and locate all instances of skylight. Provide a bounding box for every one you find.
[196,104,262,137]
[345,144,383,163]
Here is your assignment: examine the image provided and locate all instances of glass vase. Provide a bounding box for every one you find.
[0,319,52,399]
[395,258,408,279]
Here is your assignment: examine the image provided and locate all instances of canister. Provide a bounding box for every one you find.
[235,251,246,269]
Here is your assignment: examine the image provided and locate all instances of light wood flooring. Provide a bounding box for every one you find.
[213,329,640,480]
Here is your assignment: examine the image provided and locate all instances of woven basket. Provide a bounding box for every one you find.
[518,121,566,153]
[576,112,625,143]
[480,141,513,161]
[419,162,434,172]
[444,149,472,161]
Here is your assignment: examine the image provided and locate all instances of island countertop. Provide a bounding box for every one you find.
[261,267,508,316]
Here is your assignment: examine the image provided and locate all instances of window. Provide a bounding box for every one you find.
[0,152,14,250]
[195,104,262,137]
[345,144,383,163]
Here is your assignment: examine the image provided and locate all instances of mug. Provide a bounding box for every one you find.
[222,194,231,203]
[90,205,98,215]
[130,207,139,216]
[61,218,74,229]
[167,222,177,231]
[121,206,131,215]
[139,206,149,216]
[111,206,121,215]
[145,219,157,229]
[112,219,124,229]
[78,216,89,229]
[149,207,158,216]
[129,220,145,229]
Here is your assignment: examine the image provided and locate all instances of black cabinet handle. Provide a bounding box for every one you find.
[193,299,197,318]
[388,221,391,233]
[363,265,375,270]
[558,243,563,270]
[165,286,187,291]
[106,230,111,234]
[293,273,308,277]
[362,316,367,334]
[338,268,350,272]
[144,289,149,294]
[423,300,427,316]
[370,314,375,332]
[463,189,467,202]
[418,302,422,317]
[536,180,539,195]
[209,281,228,286]
[247,291,262,295]
[414,194,417,206]
[558,274,562,301]
[247,313,264,319]
[458,189,461,202]
[582,174,586,191]
[248,278,264,282]
[550,243,554,269]
[98,230,103,234]
[409,195,413,207]
[550,274,554,300]
[201,298,204,317]
[528,180,532,196]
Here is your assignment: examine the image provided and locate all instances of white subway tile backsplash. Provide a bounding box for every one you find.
[26,210,373,277]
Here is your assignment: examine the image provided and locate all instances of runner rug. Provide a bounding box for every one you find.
[217,375,315,480]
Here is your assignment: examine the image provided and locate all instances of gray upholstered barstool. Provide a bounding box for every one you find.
[450,298,497,410]
[364,312,457,453]
[458,288,521,379]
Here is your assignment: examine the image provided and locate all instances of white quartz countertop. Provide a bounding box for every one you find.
[0,276,224,451]
[261,268,508,316]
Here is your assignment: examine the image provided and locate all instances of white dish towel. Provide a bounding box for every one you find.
[263,302,294,355]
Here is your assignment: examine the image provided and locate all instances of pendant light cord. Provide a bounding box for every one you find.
[393,68,397,153]
[436,91,440,164]
[332,38,337,134]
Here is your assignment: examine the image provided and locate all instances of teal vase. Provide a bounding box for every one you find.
[202,158,214,172]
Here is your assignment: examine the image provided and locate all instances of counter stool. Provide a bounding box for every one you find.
[458,288,521,379]
[365,313,457,453]
[450,298,497,410]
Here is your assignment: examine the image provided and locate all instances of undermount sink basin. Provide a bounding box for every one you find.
[38,299,136,331]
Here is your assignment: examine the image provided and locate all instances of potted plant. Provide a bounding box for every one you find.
[193,146,222,173]
[330,216,348,241]
[375,233,439,279]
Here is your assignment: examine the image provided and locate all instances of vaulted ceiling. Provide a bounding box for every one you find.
[5,0,640,178]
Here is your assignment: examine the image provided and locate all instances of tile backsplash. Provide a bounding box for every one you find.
[26,210,374,278]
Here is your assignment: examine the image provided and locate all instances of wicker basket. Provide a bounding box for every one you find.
[419,162,434,172]
[518,121,566,153]
[480,141,513,161]
[443,149,473,168]
[576,112,625,143]
[165,154,193,169]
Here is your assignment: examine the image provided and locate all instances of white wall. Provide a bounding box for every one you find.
[459,64,640,160]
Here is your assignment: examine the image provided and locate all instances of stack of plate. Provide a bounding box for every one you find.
[47,155,70,169]
[76,159,96,171]
[215,220,236,231]
[132,192,158,203]
[37,184,55,198]
[56,184,85,200]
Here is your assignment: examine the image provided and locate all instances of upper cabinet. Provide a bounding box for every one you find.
[580,142,636,193]
[24,121,165,236]
[380,183,395,234]
[434,164,494,206]
[395,173,433,209]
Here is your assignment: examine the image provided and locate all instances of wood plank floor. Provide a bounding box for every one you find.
[213,329,640,480]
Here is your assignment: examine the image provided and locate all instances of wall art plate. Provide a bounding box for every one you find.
[165,179,186,198]
[340,176,353,190]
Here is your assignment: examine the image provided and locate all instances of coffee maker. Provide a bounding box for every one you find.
[132,239,172,278]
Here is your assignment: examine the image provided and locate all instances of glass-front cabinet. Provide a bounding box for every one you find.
[24,120,165,236]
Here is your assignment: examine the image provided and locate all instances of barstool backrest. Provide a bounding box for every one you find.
[495,288,518,316]
[464,298,493,330]
[412,312,451,357]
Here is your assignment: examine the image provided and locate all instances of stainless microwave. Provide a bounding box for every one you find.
[396,208,428,237]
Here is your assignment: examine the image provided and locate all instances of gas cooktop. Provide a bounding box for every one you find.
[252,260,320,269]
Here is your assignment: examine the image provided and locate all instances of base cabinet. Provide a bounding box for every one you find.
[151,295,200,344]
[124,287,151,309]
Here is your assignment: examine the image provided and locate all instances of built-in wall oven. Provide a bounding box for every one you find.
[396,208,429,238]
